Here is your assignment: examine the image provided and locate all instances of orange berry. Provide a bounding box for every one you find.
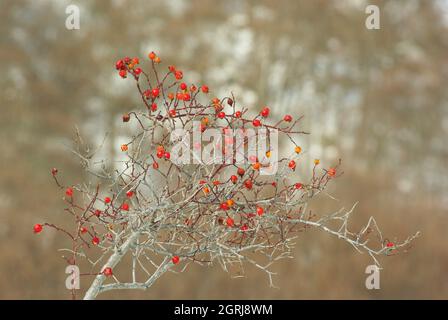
[295,146,302,154]
[148,51,156,60]
[121,144,128,152]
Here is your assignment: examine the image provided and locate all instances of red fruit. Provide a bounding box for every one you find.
[94,210,102,217]
[172,256,180,264]
[126,191,134,198]
[237,167,245,176]
[328,168,336,177]
[288,160,296,170]
[122,113,130,122]
[156,150,164,158]
[65,187,73,197]
[175,70,183,80]
[230,175,238,184]
[164,152,171,160]
[180,82,187,90]
[226,217,234,227]
[115,59,124,70]
[123,56,131,63]
[183,93,191,101]
[220,203,230,211]
[234,111,242,118]
[227,98,234,106]
[134,68,142,76]
[386,242,395,248]
[152,88,160,98]
[284,115,293,122]
[33,224,43,234]
[294,183,303,189]
[260,107,270,118]
[51,168,58,176]
[148,51,156,60]
[244,179,253,190]
[80,227,88,234]
[190,85,197,92]
[201,85,209,93]
[168,65,176,72]
[119,69,127,78]
[256,206,264,216]
[92,236,100,245]
[121,203,130,211]
[217,111,226,119]
[104,197,111,204]
[241,224,248,231]
[103,267,113,277]
[271,181,277,187]
[169,109,177,117]
[151,103,158,112]
[176,92,184,100]
[152,162,159,169]
[252,119,261,127]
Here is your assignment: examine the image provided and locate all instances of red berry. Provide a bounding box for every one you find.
[164,152,171,160]
[65,187,73,197]
[220,203,230,211]
[92,236,100,245]
[134,68,142,76]
[151,103,158,112]
[126,191,134,198]
[288,160,296,170]
[226,217,234,227]
[183,93,191,101]
[201,85,209,93]
[190,85,197,92]
[256,206,264,216]
[234,111,242,118]
[175,70,183,80]
[51,168,58,176]
[271,181,277,187]
[152,88,160,98]
[121,203,130,211]
[119,69,127,78]
[217,111,226,119]
[152,162,159,169]
[169,109,177,117]
[103,267,113,277]
[122,113,130,122]
[104,197,112,204]
[115,59,124,70]
[244,179,253,190]
[294,183,303,189]
[252,119,261,127]
[172,256,180,264]
[94,209,102,217]
[260,107,270,118]
[386,242,395,248]
[180,82,187,90]
[33,223,43,234]
[328,168,336,177]
[237,168,245,176]
[80,227,88,234]
[156,150,164,158]
[230,175,238,184]
[241,224,248,231]
[168,65,176,72]
[123,56,131,64]
[284,115,293,122]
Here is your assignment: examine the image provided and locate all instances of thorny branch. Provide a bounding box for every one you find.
[42,53,419,300]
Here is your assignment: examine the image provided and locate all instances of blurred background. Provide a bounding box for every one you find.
[1,0,447,299]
